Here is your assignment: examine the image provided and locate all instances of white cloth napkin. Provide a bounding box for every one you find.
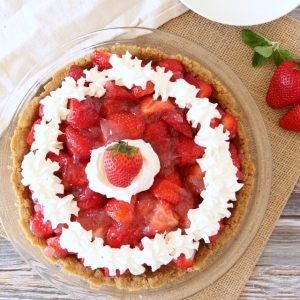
[0,0,187,134]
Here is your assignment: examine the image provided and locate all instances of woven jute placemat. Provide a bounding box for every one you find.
[1,11,300,300]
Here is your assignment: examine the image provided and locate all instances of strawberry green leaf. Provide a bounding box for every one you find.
[241,29,272,48]
[272,49,293,66]
[254,45,274,58]
[252,52,268,67]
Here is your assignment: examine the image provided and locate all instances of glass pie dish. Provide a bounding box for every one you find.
[0,27,271,299]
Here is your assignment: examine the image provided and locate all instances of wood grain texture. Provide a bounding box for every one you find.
[0,6,299,300]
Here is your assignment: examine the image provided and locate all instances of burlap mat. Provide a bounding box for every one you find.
[1,11,300,300]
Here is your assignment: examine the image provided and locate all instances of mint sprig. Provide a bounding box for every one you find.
[241,29,294,67]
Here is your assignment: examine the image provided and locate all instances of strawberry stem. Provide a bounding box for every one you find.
[107,141,139,157]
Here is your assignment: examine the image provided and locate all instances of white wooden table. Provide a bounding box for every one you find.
[1,8,300,299]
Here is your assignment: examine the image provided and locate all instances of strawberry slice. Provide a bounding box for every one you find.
[62,159,88,189]
[29,211,54,238]
[77,208,112,239]
[26,119,42,146]
[156,58,185,81]
[44,236,69,259]
[140,95,174,116]
[67,99,101,129]
[73,187,105,211]
[184,73,213,98]
[209,219,225,243]
[279,103,300,131]
[162,108,193,138]
[65,126,103,160]
[221,113,238,139]
[91,50,112,71]
[172,253,195,269]
[229,143,243,181]
[131,81,155,98]
[104,80,137,101]
[174,196,196,228]
[68,65,84,81]
[164,170,182,187]
[175,135,205,165]
[150,179,187,205]
[135,193,156,227]
[185,164,205,196]
[105,198,134,227]
[100,98,135,118]
[148,200,179,235]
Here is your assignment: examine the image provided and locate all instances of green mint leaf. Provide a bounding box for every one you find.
[241,29,272,49]
[252,52,268,67]
[272,49,293,66]
[254,45,274,58]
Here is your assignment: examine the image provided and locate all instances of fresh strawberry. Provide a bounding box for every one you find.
[209,219,225,244]
[184,73,213,98]
[164,170,182,186]
[29,211,54,238]
[77,208,112,239]
[267,60,300,108]
[131,81,154,98]
[54,223,68,235]
[229,143,243,181]
[44,236,69,259]
[67,99,101,129]
[65,126,103,160]
[221,113,238,139]
[185,164,205,196]
[162,108,193,138]
[104,141,143,187]
[26,119,42,145]
[69,97,101,114]
[172,253,195,269]
[104,80,137,101]
[156,58,185,81]
[175,135,205,165]
[144,121,176,176]
[135,193,156,226]
[279,103,300,131]
[174,196,195,228]
[91,50,112,71]
[148,200,179,235]
[106,224,143,248]
[105,198,134,227]
[140,95,174,116]
[57,122,67,143]
[150,179,187,205]
[68,65,84,81]
[61,159,88,188]
[100,98,134,118]
[104,112,145,141]
[74,187,105,211]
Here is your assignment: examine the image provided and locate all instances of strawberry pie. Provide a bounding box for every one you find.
[11,45,254,290]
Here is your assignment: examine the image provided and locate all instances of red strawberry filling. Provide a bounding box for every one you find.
[26,52,243,275]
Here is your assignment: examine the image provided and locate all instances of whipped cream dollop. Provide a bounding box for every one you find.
[21,51,244,276]
[86,139,160,202]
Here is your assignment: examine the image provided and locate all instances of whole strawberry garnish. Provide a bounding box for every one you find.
[279,103,300,131]
[267,60,300,108]
[104,141,143,187]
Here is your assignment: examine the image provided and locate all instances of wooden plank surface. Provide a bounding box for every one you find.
[0,6,300,300]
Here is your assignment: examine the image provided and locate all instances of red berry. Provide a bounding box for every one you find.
[54,223,68,235]
[156,59,185,81]
[104,141,143,187]
[185,164,205,196]
[91,50,112,71]
[77,208,112,239]
[229,143,243,181]
[162,108,193,138]
[172,253,195,269]
[131,81,154,98]
[74,187,105,211]
[174,196,196,228]
[105,198,134,227]
[104,80,137,101]
[30,211,54,238]
[148,200,179,235]
[163,170,182,186]
[44,236,69,259]
[140,95,174,116]
[175,135,205,165]
[221,113,238,139]
[61,158,88,188]
[266,60,300,108]
[279,103,300,131]
[184,73,213,98]
[135,193,156,226]
[26,119,42,146]
[100,98,134,118]
[68,65,84,81]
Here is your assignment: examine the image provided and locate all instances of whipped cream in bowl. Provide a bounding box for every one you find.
[85,139,161,202]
